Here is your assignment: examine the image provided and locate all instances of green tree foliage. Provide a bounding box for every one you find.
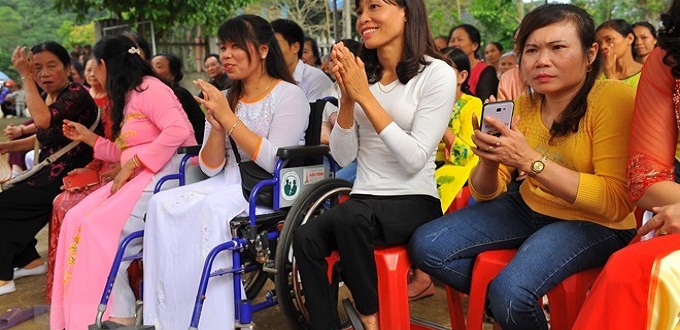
[57,21,96,50]
[53,0,252,37]
[0,0,90,79]
[469,0,521,50]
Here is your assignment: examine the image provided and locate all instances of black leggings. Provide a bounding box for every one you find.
[0,180,61,280]
[293,194,441,330]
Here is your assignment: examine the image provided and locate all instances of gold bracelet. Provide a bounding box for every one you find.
[227,120,240,136]
[132,155,141,169]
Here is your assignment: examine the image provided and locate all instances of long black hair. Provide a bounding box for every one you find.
[92,35,158,139]
[355,0,446,84]
[440,47,472,95]
[658,0,680,78]
[517,4,601,140]
[217,15,294,111]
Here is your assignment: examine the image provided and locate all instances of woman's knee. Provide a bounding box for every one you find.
[487,276,537,321]
[408,221,447,270]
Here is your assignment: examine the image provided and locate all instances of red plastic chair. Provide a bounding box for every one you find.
[448,207,646,330]
[326,246,414,329]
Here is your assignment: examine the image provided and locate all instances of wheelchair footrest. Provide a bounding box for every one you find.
[263,260,277,274]
[88,320,155,329]
[235,323,255,330]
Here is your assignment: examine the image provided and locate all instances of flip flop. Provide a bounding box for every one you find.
[408,280,435,301]
[0,305,48,330]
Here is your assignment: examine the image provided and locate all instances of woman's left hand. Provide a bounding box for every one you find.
[331,43,371,104]
[471,115,537,171]
[194,79,233,125]
[100,163,121,183]
[11,46,34,80]
[110,159,137,194]
[639,204,680,237]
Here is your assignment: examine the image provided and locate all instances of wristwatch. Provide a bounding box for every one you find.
[529,155,548,177]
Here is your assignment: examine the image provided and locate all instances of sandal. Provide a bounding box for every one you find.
[408,280,435,301]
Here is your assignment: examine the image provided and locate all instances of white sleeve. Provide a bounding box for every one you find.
[198,120,226,177]
[253,85,310,173]
[380,64,457,175]
[329,113,358,167]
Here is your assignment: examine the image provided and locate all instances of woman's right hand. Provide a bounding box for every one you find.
[62,119,98,146]
[4,125,23,140]
[11,46,34,80]
[639,203,680,237]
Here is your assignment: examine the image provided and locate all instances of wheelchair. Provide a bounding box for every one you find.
[92,97,356,330]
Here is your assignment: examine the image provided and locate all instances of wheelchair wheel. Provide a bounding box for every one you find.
[274,178,353,330]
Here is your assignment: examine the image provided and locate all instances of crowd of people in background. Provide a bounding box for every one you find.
[0,0,678,329]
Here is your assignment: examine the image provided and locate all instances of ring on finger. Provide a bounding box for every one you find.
[496,138,502,146]
[487,145,494,152]
[658,229,669,236]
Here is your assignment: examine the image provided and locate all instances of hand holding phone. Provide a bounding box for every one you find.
[480,100,514,137]
[62,170,100,191]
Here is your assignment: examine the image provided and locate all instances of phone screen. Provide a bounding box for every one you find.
[480,101,514,136]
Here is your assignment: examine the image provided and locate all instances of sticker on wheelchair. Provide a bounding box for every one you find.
[279,166,328,207]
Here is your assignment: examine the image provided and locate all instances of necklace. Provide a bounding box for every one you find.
[243,77,274,102]
[378,80,399,93]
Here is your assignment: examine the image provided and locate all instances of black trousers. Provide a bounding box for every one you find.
[293,194,442,330]
[0,179,61,280]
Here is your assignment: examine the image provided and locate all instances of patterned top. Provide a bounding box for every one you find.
[436,93,482,164]
[28,83,100,187]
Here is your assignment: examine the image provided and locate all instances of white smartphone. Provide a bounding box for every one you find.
[480,100,514,136]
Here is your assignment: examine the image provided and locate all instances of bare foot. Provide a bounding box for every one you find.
[359,312,378,330]
[408,269,434,299]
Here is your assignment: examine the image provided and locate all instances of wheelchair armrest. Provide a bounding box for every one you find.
[177,145,201,155]
[277,145,329,160]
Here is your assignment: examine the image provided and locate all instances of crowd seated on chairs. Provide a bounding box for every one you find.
[3,2,680,330]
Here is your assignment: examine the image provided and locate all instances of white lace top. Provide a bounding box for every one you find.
[199,81,309,176]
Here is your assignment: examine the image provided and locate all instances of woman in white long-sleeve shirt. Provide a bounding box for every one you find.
[291,0,457,329]
[142,15,309,329]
